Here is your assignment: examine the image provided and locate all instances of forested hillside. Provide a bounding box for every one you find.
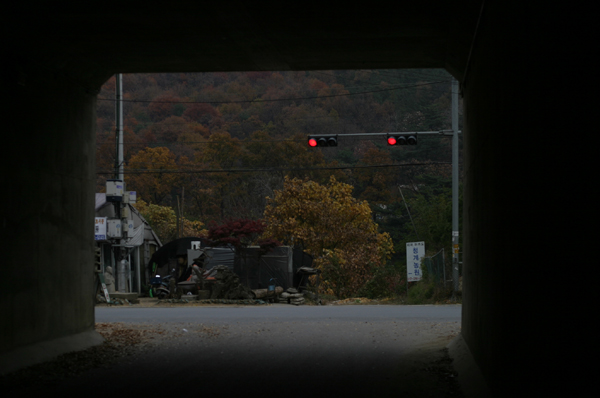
[96,69,461,268]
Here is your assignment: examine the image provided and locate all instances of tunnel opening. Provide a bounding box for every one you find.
[92,69,463,304]
[1,70,468,393]
[91,69,467,396]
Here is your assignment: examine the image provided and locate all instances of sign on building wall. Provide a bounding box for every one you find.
[406,241,425,282]
[95,217,107,240]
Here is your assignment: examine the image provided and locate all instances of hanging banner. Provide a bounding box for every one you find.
[406,241,425,282]
[95,217,107,240]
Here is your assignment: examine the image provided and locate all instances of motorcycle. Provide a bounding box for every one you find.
[149,274,172,299]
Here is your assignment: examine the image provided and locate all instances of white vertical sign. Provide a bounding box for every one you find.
[95,217,107,240]
[406,241,425,282]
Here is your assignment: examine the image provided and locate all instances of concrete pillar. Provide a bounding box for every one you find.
[460,4,593,396]
[0,65,101,370]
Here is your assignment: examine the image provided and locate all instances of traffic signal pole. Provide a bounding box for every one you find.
[308,80,462,296]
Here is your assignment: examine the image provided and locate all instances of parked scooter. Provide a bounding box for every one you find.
[149,274,172,299]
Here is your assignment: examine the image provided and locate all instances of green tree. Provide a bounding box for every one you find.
[404,174,462,254]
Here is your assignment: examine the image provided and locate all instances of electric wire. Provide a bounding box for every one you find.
[96,133,453,146]
[96,161,452,175]
[97,80,449,105]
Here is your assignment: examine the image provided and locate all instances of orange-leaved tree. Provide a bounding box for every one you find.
[263,176,393,298]
[134,199,207,244]
[127,147,179,205]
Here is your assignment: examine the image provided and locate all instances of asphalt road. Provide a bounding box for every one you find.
[7,305,463,397]
[95,303,462,323]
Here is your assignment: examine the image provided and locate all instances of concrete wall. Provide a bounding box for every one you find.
[460,4,592,396]
[1,65,98,363]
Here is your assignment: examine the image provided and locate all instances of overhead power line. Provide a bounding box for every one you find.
[96,134,452,146]
[308,70,451,89]
[96,161,451,175]
[96,80,449,105]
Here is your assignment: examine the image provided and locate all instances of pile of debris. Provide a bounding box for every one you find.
[96,295,133,306]
[197,299,268,305]
[209,265,254,300]
[158,298,197,304]
[330,297,376,305]
[279,288,305,305]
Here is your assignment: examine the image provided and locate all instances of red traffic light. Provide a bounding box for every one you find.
[308,135,337,147]
[387,134,417,146]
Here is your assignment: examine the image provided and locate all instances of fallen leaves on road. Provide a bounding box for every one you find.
[96,322,158,348]
[0,323,169,391]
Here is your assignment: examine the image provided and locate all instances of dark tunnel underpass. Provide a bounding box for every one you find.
[1,3,594,396]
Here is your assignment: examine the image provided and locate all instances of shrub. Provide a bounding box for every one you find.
[357,261,404,299]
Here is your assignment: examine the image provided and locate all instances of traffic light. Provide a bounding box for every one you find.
[308,135,338,147]
[387,133,417,146]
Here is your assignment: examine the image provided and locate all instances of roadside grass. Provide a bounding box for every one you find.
[311,280,462,305]
[302,287,461,305]
[405,280,462,304]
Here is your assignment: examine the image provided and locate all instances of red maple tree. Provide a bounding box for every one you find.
[207,219,279,254]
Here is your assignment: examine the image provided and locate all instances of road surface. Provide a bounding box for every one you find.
[5,304,463,397]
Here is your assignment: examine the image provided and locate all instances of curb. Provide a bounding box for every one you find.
[447,333,493,398]
[0,329,105,376]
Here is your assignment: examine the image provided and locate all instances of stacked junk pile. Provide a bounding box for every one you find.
[280,288,305,305]
[146,238,319,305]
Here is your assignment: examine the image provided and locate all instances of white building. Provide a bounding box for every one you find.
[95,193,162,294]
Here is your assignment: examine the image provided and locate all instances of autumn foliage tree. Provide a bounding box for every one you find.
[206,218,280,254]
[353,147,395,205]
[127,147,179,205]
[134,199,207,243]
[207,218,265,249]
[263,176,393,298]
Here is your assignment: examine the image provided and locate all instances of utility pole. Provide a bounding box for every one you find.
[114,73,127,292]
[115,74,124,182]
[451,77,460,297]
[105,73,137,293]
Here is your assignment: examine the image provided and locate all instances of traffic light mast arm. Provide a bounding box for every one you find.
[308,130,460,139]
[320,130,461,137]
